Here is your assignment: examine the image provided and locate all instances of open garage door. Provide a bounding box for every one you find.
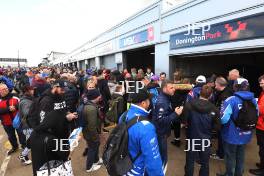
[170,49,264,95]
[101,55,116,69]
[124,46,155,73]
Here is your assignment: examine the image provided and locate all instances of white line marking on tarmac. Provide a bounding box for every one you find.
[0,154,11,176]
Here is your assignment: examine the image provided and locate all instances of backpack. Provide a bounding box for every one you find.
[76,103,88,128]
[26,96,44,128]
[233,95,258,131]
[102,112,149,176]
[105,96,123,123]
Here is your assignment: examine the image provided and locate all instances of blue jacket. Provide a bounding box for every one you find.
[186,85,202,102]
[0,76,14,91]
[119,104,164,176]
[220,91,258,145]
[152,92,178,137]
[186,84,215,103]
[147,83,160,107]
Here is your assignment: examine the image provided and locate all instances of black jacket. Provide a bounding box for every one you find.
[183,98,220,141]
[30,110,70,176]
[97,78,111,113]
[214,87,233,108]
[64,82,79,112]
[38,89,67,125]
[171,89,190,109]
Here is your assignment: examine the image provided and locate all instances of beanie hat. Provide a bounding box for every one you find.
[87,89,101,100]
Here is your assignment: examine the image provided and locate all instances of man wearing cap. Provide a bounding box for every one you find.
[37,79,69,124]
[82,89,103,172]
[186,75,206,102]
[217,78,258,176]
[30,79,78,175]
[119,89,164,176]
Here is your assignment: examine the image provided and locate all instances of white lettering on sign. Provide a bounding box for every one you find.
[123,36,135,46]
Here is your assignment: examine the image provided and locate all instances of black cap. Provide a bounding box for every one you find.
[130,89,151,104]
[87,89,101,100]
[53,79,68,88]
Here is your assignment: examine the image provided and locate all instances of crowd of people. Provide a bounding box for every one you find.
[0,66,263,176]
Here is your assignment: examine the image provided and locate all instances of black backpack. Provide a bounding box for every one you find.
[233,95,258,131]
[26,96,44,128]
[102,112,149,176]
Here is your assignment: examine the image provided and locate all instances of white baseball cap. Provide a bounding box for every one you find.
[196,75,206,83]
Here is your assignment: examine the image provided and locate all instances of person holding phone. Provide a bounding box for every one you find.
[29,79,78,176]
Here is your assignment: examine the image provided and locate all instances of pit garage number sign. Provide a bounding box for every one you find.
[170,12,264,50]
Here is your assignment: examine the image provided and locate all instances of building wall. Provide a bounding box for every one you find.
[56,0,264,77]
[156,0,264,75]
[60,1,162,66]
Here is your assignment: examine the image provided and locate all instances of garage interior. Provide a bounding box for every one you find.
[124,46,155,73]
[170,49,264,95]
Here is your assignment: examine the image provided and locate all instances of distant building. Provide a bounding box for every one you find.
[51,0,264,94]
[40,57,50,66]
[0,58,27,67]
[47,51,66,66]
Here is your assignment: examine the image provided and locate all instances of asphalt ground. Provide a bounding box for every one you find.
[0,125,259,176]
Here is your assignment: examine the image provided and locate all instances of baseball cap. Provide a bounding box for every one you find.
[234,78,249,87]
[196,75,206,83]
[130,89,152,104]
[53,79,68,88]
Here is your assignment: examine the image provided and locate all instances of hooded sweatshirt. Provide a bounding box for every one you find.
[38,89,67,125]
[183,98,220,140]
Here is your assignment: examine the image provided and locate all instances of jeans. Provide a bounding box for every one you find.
[223,141,245,176]
[185,143,210,176]
[157,136,168,169]
[3,125,26,149]
[86,140,100,170]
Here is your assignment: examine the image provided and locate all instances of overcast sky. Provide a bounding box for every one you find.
[0,0,156,66]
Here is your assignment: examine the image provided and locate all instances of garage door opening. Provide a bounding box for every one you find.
[170,49,264,95]
[124,46,155,73]
[101,55,116,70]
